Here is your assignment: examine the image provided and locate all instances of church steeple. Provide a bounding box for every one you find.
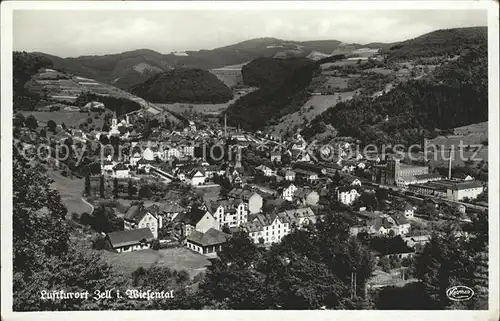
[112,111,118,128]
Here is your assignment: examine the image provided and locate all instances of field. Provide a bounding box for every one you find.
[21,111,105,129]
[48,170,93,215]
[425,121,488,166]
[364,67,395,75]
[323,77,349,89]
[268,91,356,137]
[158,101,232,115]
[103,248,212,278]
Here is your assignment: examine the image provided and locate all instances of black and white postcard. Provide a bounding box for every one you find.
[1,1,499,320]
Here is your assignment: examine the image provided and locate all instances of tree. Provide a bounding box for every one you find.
[25,115,38,130]
[91,205,123,233]
[14,113,25,127]
[138,185,152,199]
[84,174,91,196]
[113,177,119,198]
[47,120,57,133]
[127,179,135,198]
[99,175,105,198]
[221,224,231,235]
[415,231,471,309]
[333,170,341,185]
[99,134,110,146]
[12,143,132,311]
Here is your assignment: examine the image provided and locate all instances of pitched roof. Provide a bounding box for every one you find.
[414,173,442,180]
[227,188,261,201]
[107,228,154,248]
[294,187,317,199]
[390,213,409,226]
[159,202,187,213]
[186,228,229,246]
[113,163,129,171]
[449,181,484,190]
[124,205,155,223]
[182,208,211,226]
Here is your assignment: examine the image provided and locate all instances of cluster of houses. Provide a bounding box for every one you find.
[105,185,320,258]
[349,205,414,238]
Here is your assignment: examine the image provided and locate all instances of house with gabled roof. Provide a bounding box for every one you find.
[256,164,275,177]
[277,168,295,182]
[277,207,318,230]
[113,163,130,178]
[294,187,320,207]
[106,228,155,253]
[227,187,263,214]
[174,208,219,239]
[123,205,162,238]
[388,212,411,236]
[337,186,360,205]
[205,198,248,228]
[187,168,206,186]
[147,202,187,222]
[280,183,298,202]
[241,212,290,245]
[400,203,416,218]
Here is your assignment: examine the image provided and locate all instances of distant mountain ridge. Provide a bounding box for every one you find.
[32,37,386,90]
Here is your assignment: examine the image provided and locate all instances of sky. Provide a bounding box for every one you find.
[13,9,487,58]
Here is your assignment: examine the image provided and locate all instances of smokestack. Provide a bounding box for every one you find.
[448,147,453,180]
[224,113,227,138]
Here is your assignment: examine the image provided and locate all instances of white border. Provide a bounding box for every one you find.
[1,1,499,321]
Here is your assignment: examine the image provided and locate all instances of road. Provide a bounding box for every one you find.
[81,197,94,215]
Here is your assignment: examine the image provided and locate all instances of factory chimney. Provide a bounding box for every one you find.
[448,147,453,180]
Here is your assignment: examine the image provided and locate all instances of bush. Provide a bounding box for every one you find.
[151,239,160,250]
[92,234,108,250]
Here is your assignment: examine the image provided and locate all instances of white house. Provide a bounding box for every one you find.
[242,213,290,245]
[106,228,154,253]
[175,208,220,238]
[167,147,181,160]
[187,168,206,186]
[123,205,162,239]
[402,203,415,218]
[350,178,362,186]
[206,199,249,228]
[281,184,298,202]
[337,187,361,205]
[256,165,274,177]
[143,147,155,161]
[113,163,130,178]
[129,152,142,167]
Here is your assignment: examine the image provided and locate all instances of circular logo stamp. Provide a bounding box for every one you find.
[446,285,475,301]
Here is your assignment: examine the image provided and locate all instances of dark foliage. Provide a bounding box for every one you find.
[384,27,487,60]
[75,92,142,116]
[304,45,487,146]
[241,57,312,88]
[130,68,233,104]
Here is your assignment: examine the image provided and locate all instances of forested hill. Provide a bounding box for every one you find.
[241,57,313,88]
[302,44,488,147]
[224,55,345,131]
[130,68,233,104]
[384,27,487,60]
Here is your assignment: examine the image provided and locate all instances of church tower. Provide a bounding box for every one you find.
[112,111,118,128]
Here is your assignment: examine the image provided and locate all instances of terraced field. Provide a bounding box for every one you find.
[21,111,105,128]
[268,92,356,137]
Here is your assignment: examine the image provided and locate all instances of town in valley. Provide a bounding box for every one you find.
[10,8,491,311]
